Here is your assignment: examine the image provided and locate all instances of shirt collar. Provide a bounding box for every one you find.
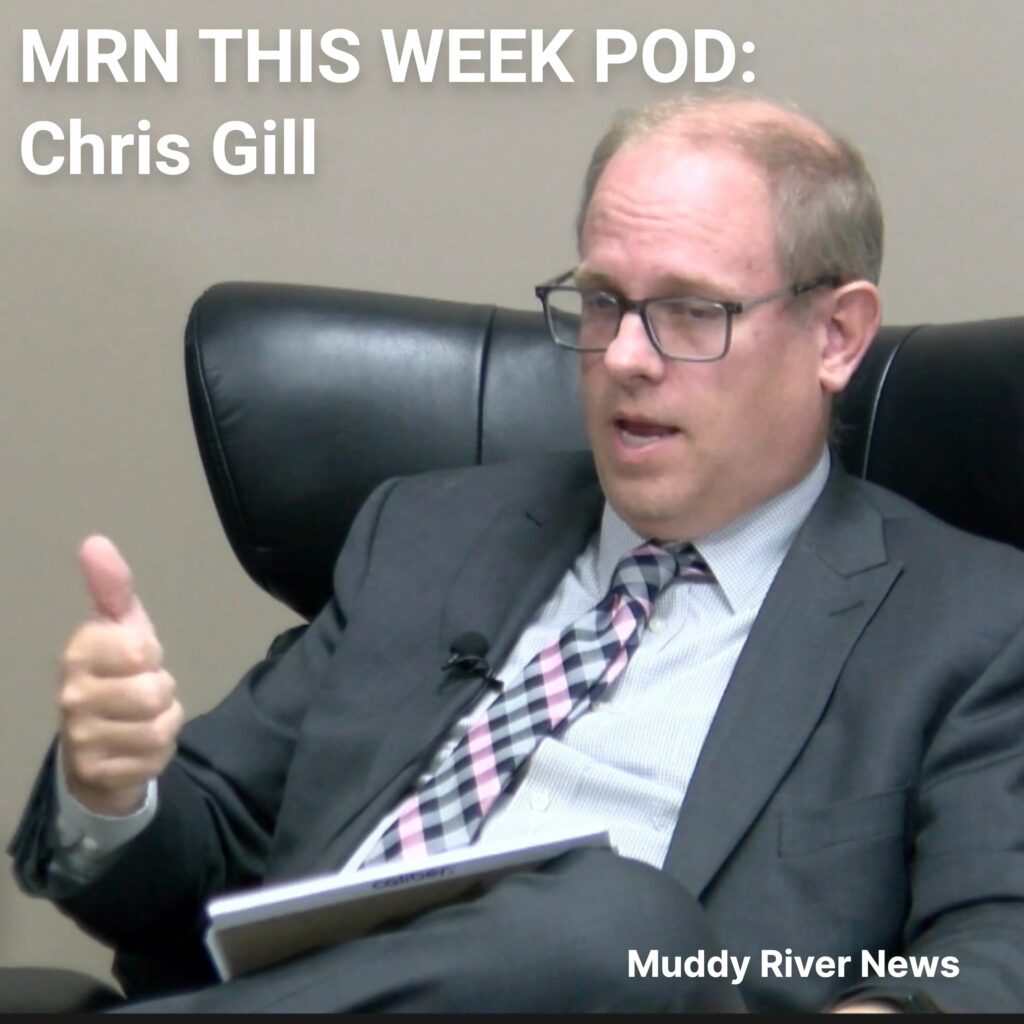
[595,447,831,613]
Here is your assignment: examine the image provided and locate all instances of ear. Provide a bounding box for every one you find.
[817,281,882,394]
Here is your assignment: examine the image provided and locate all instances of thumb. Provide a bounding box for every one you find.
[78,535,153,631]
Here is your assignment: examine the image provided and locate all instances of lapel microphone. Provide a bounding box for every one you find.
[443,631,500,687]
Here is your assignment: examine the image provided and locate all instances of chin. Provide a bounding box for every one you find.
[603,479,693,541]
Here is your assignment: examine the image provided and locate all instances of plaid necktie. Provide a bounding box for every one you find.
[361,541,713,867]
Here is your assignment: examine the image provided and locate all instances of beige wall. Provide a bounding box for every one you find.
[2,0,1021,984]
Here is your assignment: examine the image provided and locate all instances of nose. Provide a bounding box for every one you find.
[602,309,665,382]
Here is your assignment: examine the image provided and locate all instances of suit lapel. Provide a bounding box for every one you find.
[663,467,902,897]
[278,460,604,877]
[372,474,603,781]
[439,475,604,673]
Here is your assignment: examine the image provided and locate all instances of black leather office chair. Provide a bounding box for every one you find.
[185,281,1024,625]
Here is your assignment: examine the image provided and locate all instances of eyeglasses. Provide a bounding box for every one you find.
[534,270,840,362]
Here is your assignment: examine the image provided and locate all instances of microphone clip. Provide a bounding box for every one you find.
[442,631,500,688]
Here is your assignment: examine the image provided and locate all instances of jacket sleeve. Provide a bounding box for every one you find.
[7,477,402,976]
[835,616,1024,1013]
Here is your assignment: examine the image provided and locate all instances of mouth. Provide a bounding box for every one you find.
[613,416,680,451]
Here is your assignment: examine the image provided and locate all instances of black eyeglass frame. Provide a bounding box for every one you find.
[534,270,841,362]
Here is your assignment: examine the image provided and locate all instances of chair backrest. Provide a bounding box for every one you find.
[185,281,1024,619]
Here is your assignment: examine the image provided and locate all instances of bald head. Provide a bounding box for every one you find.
[578,94,884,287]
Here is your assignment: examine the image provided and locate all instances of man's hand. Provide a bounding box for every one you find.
[58,535,184,816]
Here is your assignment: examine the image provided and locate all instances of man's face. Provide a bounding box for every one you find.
[578,137,834,541]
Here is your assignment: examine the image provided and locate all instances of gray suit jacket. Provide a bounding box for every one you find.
[11,451,1024,1011]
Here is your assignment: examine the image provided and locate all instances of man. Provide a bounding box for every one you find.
[10,95,1024,1013]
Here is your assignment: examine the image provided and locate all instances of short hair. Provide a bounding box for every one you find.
[577,94,884,286]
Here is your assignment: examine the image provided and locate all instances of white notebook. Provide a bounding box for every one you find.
[204,826,611,980]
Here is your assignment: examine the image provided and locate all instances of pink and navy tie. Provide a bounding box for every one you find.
[361,541,713,867]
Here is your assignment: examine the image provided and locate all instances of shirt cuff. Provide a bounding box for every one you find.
[52,743,158,882]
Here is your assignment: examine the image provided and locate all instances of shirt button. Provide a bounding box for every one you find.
[648,617,666,634]
[530,790,551,812]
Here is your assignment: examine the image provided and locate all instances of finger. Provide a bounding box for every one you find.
[62,699,183,761]
[60,669,177,722]
[78,535,152,631]
[64,621,163,677]
[64,749,176,812]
